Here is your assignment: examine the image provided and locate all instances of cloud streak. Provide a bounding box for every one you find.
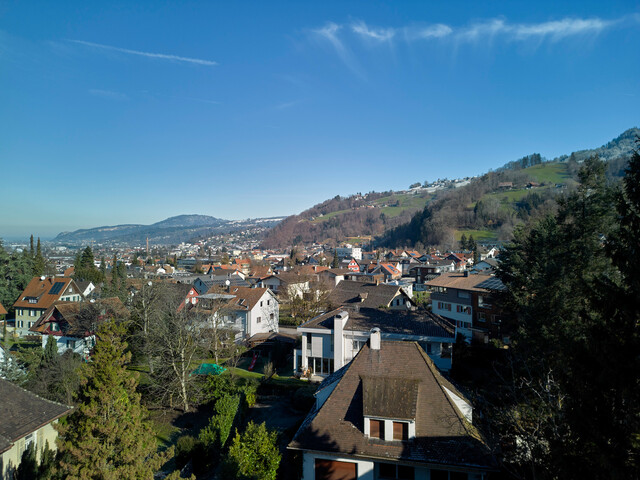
[311,22,364,78]
[351,21,395,42]
[307,15,634,76]
[312,15,627,49]
[70,40,217,66]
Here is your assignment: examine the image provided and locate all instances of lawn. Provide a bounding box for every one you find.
[524,162,570,184]
[454,229,498,242]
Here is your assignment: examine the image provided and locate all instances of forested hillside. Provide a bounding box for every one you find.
[261,190,432,248]
[379,128,638,249]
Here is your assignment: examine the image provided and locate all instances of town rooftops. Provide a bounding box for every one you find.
[426,273,506,292]
[328,281,411,309]
[29,297,129,337]
[289,340,495,470]
[226,286,271,311]
[300,307,455,339]
[12,276,80,311]
[0,377,72,454]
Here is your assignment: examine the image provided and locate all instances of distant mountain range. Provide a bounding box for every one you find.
[52,215,284,246]
[53,127,638,248]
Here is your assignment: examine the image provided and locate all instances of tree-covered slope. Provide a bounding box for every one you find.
[378,127,638,249]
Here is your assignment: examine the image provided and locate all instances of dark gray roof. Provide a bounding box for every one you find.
[289,341,496,470]
[0,378,72,453]
[301,307,455,339]
[362,376,420,420]
[328,281,410,309]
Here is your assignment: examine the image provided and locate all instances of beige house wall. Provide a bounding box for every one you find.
[1,420,60,479]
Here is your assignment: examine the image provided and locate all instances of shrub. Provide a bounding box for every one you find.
[175,435,198,469]
[225,422,281,480]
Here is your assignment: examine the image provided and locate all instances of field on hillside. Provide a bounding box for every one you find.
[309,191,430,224]
[525,162,571,184]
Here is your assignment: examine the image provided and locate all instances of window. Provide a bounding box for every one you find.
[67,340,76,349]
[369,419,384,439]
[256,316,262,323]
[457,290,470,299]
[456,305,471,315]
[260,301,263,307]
[267,300,270,305]
[270,313,274,320]
[393,421,408,441]
[307,334,312,348]
[379,463,414,479]
[438,302,452,311]
[478,312,486,322]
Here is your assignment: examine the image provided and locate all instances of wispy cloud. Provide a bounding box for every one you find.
[311,22,364,78]
[415,24,453,39]
[509,18,614,40]
[351,21,395,42]
[456,17,615,42]
[89,89,128,100]
[70,40,217,66]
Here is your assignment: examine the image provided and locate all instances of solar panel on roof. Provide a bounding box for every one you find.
[477,278,506,291]
[48,282,65,295]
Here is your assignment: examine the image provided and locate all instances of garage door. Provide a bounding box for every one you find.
[315,459,357,480]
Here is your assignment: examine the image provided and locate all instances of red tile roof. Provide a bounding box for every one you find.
[13,277,80,311]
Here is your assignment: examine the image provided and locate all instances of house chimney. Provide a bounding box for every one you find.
[464,270,469,277]
[370,327,381,350]
[334,311,349,370]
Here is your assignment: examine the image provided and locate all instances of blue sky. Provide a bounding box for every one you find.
[1,1,639,240]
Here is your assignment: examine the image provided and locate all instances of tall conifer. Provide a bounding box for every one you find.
[57,321,168,479]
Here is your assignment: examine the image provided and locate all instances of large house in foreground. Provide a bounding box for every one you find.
[12,276,83,337]
[289,335,496,480]
[29,298,129,358]
[294,307,455,376]
[0,378,72,479]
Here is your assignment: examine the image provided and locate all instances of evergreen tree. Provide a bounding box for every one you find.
[495,156,635,478]
[99,257,106,281]
[43,335,58,364]
[38,441,56,479]
[459,233,468,250]
[225,421,281,480]
[467,234,477,253]
[30,235,35,258]
[57,321,169,479]
[73,247,103,285]
[15,442,38,480]
[33,238,46,276]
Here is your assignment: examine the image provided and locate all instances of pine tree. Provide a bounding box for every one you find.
[459,233,468,250]
[57,321,169,479]
[15,442,38,480]
[33,238,46,276]
[43,335,58,364]
[30,235,35,258]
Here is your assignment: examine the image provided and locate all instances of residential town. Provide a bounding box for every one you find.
[2,3,638,479]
